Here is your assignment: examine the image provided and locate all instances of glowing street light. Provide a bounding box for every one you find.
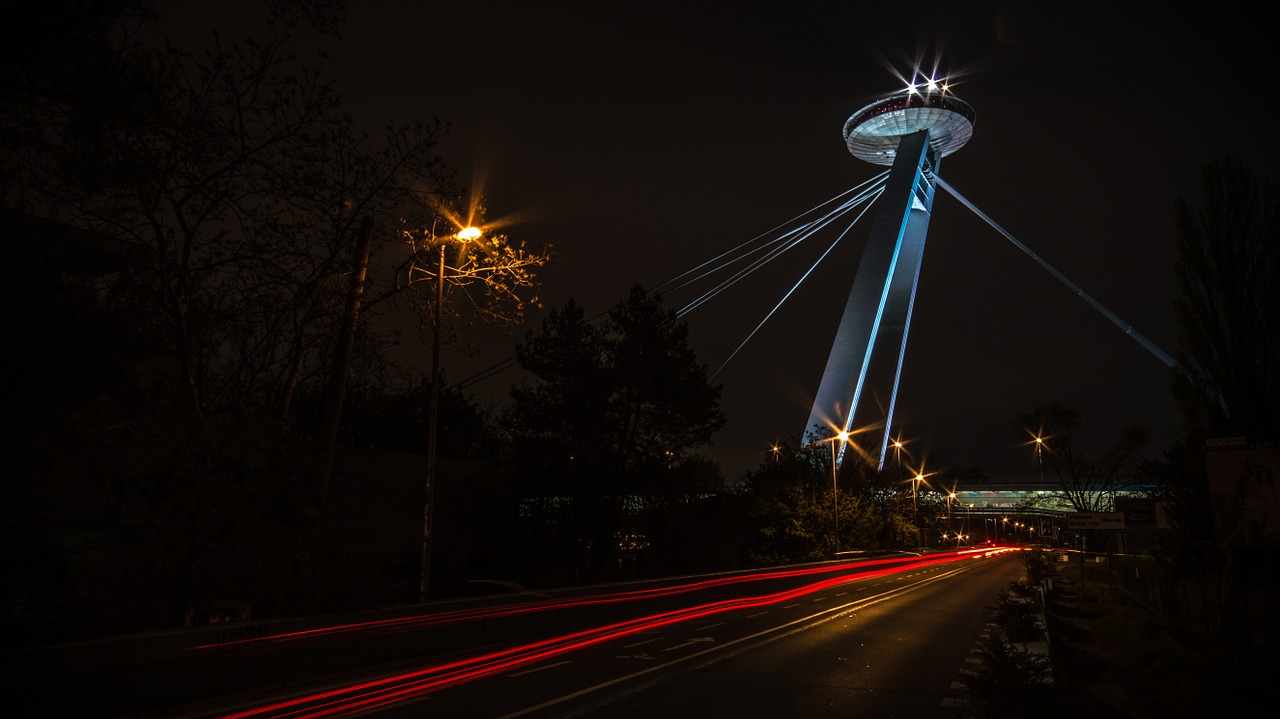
[911,471,930,514]
[830,430,850,556]
[1026,430,1049,484]
[890,434,907,478]
[945,487,957,539]
[421,225,482,603]
[908,467,931,550]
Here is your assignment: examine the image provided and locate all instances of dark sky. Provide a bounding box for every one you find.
[155,1,1275,479]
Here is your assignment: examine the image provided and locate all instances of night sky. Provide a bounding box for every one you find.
[153,1,1275,479]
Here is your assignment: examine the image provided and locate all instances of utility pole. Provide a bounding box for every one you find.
[420,240,447,603]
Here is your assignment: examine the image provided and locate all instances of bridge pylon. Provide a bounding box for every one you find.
[805,83,975,469]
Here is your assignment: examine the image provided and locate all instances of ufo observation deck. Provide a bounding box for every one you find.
[843,90,975,165]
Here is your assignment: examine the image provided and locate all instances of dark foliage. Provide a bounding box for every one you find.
[1172,155,1280,447]
[963,626,1053,719]
[505,286,727,580]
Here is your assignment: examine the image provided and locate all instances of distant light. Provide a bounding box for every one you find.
[906,83,919,95]
[924,78,939,93]
[457,227,482,241]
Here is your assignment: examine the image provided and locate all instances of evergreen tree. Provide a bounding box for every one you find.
[506,286,725,579]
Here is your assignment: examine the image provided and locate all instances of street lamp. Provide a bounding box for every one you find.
[830,430,850,556]
[891,434,907,479]
[945,488,957,537]
[420,225,482,603]
[910,469,931,550]
[1025,430,1050,484]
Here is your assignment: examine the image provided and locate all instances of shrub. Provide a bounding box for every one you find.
[1020,547,1053,587]
[963,626,1053,718]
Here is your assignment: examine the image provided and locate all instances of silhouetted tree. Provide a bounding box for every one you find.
[739,435,908,563]
[1172,154,1280,446]
[1016,403,1149,512]
[4,3,460,430]
[506,286,725,579]
[1168,155,1280,659]
[0,1,544,637]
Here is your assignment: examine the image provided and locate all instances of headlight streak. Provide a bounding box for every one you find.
[212,551,1013,719]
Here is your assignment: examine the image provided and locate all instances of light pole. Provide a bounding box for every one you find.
[830,430,849,556]
[946,489,956,538]
[891,435,906,479]
[1033,435,1046,483]
[420,225,482,603]
[912,470,928,550]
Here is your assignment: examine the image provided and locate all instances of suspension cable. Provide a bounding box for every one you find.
[934,175,1178,369]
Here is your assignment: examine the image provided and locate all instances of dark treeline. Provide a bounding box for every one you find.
[0,1,951,645]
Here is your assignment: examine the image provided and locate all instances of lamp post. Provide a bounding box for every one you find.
[1033,435,1046,483]
[830,430,849,556]
[912,471,927,550]
[946,490,956,538]
[420,225,482,603]
[891,435,906,480]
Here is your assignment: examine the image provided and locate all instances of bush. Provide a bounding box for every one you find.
[989,585,1044,643]
[964,627,1053,718]
[1020,547,1053,587]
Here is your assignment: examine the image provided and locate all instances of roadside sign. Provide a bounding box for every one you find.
[1066,512,1125,530]
[1115,497,1157,527]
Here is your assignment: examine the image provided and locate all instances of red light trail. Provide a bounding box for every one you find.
[212,549,1016,718]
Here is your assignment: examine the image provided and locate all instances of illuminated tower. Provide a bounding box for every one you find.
[804,80,974,467]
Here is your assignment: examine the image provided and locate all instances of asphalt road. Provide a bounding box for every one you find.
[235,550,1024,711]
[11,550,1024,718]
[389,552,1024,718]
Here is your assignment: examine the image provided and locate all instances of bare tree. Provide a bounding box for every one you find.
[1172,155,1280,446]
[4,18,458,429]
[1018,403,1149,512]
